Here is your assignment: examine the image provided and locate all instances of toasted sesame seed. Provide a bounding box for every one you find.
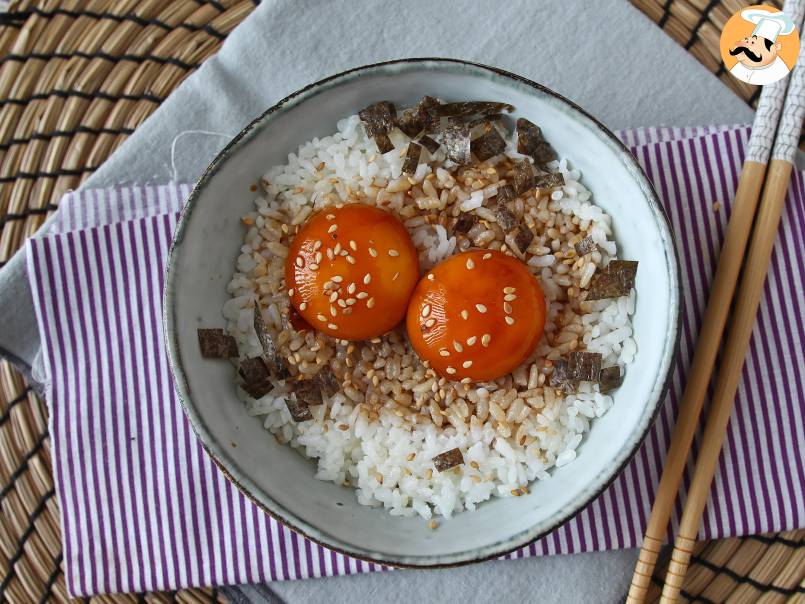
[356,292,368,299]
[295,256,303,267]
[439,349,450,357]
[340,249,349,256]
[421,304,431,318]
[453,340,463,353]
[333,242,342,255]
[330,306,337,317]
[504,302,513,314]
[328,323,338,330]
[288,288,294,297]
[327,224,338,234]
[368,247,378,257]
[331,275,343,283]
[429,520,438,530]
[424,318,436,328]
[427,273,435,281]
[446,366,456,375]
[475,304,487,313]
[466,258,475,270]
[326,248,334,260]
[309,263,319,270]
[466,336,477,346]
[505,316,515,325]
[388,249,399,257]
[315,251,322,263]
[346,298,356,306]
[313,240,322,250]
[329,292,338,303]
[367,297,375,309]
[326,213,335,220]
[348,240,357,251]
[407,452,416,461]
[317,314,327,322]
[483,253,492,260]
[461,377,472,384]
[504,294,517,302]
[337,299,347,308]
[503,286,516,294]
[346,256,356,264]
[299,302,307,311]
[462,360,473,369]
[363,273,372,285]
[469,460,480,469]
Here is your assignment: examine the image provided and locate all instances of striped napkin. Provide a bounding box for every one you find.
[27,125,805,597]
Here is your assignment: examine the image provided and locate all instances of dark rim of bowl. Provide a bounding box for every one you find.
[164,57,682,569]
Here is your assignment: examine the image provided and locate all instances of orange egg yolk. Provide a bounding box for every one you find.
[285,204,419,341]
[406,250,546,382]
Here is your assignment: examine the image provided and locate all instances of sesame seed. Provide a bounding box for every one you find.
[503,286,516,294]
[331,275,343,282]
[326,213,336,220]
[310,263,319,270]
[469,460,480,469]
[429,520,438,530]
[333,242,342,255]
[343,308,353,315]
[363,273,372,285]
[317,314,327,322]
[481,334,491,347]
[313,240,322,250]
[505,316,515,325]
[466,258,475,270]
[453,340,463,353]
[407,452,416,461]
[329,292,338,302]
[367,297,375,309]
[346,256,356,264]
[388,249,399,257]
[393,272,399,281]
[483,253,492,260]
[328,323,338,330]
[299,302,307,311]
[425,469,433,479]
[504,302,513,314]
[504,294,517,302]
[427,273,435,281]
[295,256,303,267]
[315,251,322,263]
[340,250,349,256]
[424,318,436,327]
[288,288,294,297]
[462,360,473,369]
[330,306,337,317]
[337,299,347,308]
[461,377,472,384]
[346,298,356,306]
[327,224,338,234]
[347,283,356,294]
[368,247,378,257]
[439,349,450,357]
[326,248,334,260]
[461,310,469,320]
[466,336,477,346]
[356,292,368,299]
[421,304,431,318]
[349,240,357,251]
[475,304,487,313]
[446,367,456,375]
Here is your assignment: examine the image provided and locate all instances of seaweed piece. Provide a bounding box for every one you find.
[418,95,442,131]
[433,447,464,472]
[435,101,514,118]
[239,357,273,399]
[516,118,557,167]
[453,213,478,235]
[534,172,564,189]
[254,305,291,379]
[285,396,313,422]
[398,109,425,138]
[197,329,238,358]
[402,142,422,175]
[358,101,396,137]
[586,260,638,300]
[442,123,471,164]
[512,160,535,195]
[373,131,395,154]
[549,359,574,393]
[511,223,535,255]
[496,183,516,205]
[567,351,602,382]
[292,379,322,407]
[466,113,503,130]
[495,202,518,232]
[471,128,506,162]
[419,134,440,154]
[574,236,597,256]
[598,366,623,393]
[316,366,340,398]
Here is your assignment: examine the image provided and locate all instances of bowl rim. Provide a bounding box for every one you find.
[164,57,681,568]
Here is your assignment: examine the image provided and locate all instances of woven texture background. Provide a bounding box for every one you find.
[0,1,802,602]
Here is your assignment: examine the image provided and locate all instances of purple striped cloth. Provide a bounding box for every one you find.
[27,125,805,597]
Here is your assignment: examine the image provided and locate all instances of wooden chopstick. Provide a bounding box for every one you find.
[626,3,805,600]
[658,56,805,602]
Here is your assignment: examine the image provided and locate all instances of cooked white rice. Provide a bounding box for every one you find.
[223,112,636,519]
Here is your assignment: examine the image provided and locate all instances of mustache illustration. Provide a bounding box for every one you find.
[730,45,763,62]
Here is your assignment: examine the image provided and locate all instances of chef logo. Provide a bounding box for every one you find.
[720,5,799,86]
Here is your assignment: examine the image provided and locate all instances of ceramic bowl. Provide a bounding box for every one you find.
[164,58,680,567]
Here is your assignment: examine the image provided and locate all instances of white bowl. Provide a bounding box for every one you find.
[164,58,680,567]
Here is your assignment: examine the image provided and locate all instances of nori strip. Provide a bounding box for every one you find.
[419,135,440,154]
[516,118,557,167]
[495,203,518,232]
[442,123,471,164]
[453,213,478,234]
[418,95,442,131]
[534,172,564,189]
[471,128,506,162]
[373,131,395,154]
[567,351,602,382]
[254,305,291,379]
[586,260,638,300]
[496,183,516,204]
[285,396,313,422]
[358,101,396,137]
[197,329,238,358]
[433,447,464,472]
[402,142,422,175]
[511,223,535,254]
[466,113,503,130]
[512,160,535,195]
[598,366,623,393]
[239,357,273,399]
[292,379,322,407]
[398,109,424,138]
[574,236,597,256]
[435,101,514,118]
[549,359,574,393]
[316,366,340,398]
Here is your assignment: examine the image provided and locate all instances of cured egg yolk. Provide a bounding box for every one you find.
[406,250,546,382]
[285,204,419,341]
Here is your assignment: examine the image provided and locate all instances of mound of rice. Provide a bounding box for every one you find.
[223,112,636,520]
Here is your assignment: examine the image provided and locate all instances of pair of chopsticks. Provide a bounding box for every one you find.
[627,2,805,602]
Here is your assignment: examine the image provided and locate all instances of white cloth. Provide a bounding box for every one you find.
[730,56,791,85]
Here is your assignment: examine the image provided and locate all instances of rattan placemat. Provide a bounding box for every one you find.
[0,1,802,602]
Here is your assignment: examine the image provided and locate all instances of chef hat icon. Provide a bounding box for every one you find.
[741,9,796,42]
